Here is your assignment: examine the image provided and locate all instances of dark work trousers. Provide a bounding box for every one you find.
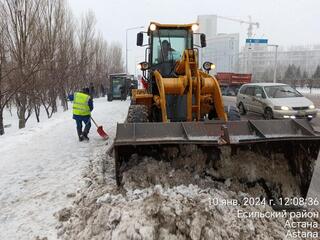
[75,117,91,137]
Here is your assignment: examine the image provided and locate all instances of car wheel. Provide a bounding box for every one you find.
[238,103,246,115]
[264,108,273,120]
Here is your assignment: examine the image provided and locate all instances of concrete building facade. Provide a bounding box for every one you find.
[203,33,239,72]
[197,15,239,72]
[239,47,320,81]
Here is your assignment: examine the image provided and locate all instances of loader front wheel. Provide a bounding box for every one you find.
[127,105,149,123]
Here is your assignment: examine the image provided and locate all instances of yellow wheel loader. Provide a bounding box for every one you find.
[114,22,320,205]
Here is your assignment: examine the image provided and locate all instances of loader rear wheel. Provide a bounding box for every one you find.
[127,105,149,123]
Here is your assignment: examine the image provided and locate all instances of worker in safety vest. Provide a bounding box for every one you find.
[68,88,93,141]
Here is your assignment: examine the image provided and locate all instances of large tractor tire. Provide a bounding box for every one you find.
[150,105,162,122]
[127,105,149,123]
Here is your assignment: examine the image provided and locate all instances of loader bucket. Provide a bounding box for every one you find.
[114,118,320,204]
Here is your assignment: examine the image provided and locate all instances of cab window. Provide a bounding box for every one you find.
[151,29,192,64]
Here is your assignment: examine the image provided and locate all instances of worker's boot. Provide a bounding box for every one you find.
[83,120,91,141]
[77,128,84,142]
[82,132,89,141]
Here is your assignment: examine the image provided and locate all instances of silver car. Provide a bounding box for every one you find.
[236,83,317,119]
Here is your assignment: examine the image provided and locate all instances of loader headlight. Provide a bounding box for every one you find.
[309,105,315,109]
[149,23,157,31]
[191,23,199,31]
[137,61,149,71]
[203,61,215,72]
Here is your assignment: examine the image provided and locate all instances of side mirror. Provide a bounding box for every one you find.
[255,93,262,98]
[200,33,206,48]
[137,32,143,46]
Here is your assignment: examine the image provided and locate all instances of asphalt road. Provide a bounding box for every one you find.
[223,95,320,209]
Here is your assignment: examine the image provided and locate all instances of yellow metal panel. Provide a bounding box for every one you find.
[150,22,195,29]
[151,43,227,122]
[200,72,227,121]
[162,76,187,95]
[154,70,168,122]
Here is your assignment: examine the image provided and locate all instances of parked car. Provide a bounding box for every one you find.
[236,83,317,119]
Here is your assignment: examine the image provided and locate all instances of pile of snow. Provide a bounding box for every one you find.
[57,148,319,240]
[121,145,301,199]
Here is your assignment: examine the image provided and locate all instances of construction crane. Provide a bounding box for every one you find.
[217,15,259,38]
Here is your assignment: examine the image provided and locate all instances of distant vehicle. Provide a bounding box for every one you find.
[236,83,317,119]
[216,72,252,96]
[107,73,137,101]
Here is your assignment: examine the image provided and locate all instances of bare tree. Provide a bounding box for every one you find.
[30,0,63,118]
[0,2,9,135]
[0,0,125,134]
[56,10,76,110]
[3,0,44,128]
[77,10,96,87]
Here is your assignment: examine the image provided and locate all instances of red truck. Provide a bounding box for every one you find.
[215,72,252,96]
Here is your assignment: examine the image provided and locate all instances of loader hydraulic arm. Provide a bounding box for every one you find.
[154,49,227,122]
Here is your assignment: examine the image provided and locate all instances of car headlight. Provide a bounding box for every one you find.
[309,105,315,109]
[281,106,290,111]
[274,106,290,111]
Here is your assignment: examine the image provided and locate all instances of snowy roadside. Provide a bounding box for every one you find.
[0,98,129,240]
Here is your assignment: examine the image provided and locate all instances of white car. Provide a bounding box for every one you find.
[236,83,317,120]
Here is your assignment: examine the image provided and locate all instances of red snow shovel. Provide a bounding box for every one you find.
[91,117,109,140]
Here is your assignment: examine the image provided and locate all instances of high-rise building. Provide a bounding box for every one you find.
[203,33,239,72]
[197,15,239,72]
[197,15,217,39]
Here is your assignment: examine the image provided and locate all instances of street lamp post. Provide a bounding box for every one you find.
[126,26,144,74]
[268,44,279,83]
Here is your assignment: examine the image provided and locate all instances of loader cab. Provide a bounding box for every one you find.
[136,22,207,122]
[137,22,206,78]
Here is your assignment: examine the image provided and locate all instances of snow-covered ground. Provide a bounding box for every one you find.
[0,97,129,240]
[2,102,66,136]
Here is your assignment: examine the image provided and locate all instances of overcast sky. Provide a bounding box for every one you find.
[68,0,320,74]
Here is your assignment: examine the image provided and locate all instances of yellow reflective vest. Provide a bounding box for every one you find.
[73,92,91,116]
